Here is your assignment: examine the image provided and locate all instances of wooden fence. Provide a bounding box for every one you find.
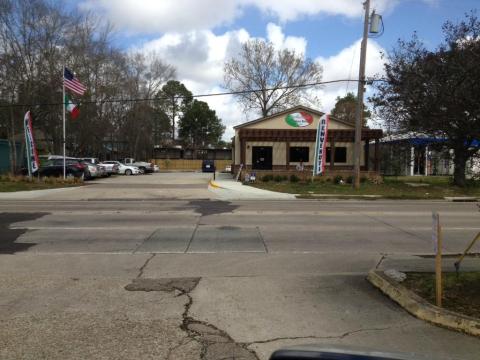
[150,159,232,171]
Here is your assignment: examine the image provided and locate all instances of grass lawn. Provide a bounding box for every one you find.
[0,177,82,192]
[403,272,480,318]
[250,176,480,199]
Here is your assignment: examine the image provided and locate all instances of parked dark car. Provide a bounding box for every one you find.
[202,159,215,173]
[26,159,86,179]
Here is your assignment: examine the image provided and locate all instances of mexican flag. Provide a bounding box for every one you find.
[65,95,79,119]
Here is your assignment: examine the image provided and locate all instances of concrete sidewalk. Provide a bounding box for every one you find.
[209,173,296,200]
[0,186,80,200]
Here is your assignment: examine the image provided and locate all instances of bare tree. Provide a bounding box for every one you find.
[224,39,323,116]
[0,0,176,165]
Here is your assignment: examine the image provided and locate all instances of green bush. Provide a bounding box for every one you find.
[290,174,300,183]
[334,175,343,184]
[274,175,284,182]
[346,175,354,184]
[360,176,368,183]
[261,174,274,182]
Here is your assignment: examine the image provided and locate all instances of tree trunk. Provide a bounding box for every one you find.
[453,149,467,187]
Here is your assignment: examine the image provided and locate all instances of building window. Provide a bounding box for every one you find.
[289,147,309,162]
[326,147,347,163]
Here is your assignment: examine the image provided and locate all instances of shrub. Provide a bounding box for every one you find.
[261,174,274,182]
[360,176,368,183]
[334,175,343,184]
[346,175,354,184]
[274,175,284,182]
[290,174,300,183]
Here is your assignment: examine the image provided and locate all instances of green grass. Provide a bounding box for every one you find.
[0,175,82,192]
[403,272,480,318]
[250,176,480,199]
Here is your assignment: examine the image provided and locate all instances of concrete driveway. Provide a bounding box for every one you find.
[33,172,215,201]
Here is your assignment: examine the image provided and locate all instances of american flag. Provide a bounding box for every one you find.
[63,67,87,96]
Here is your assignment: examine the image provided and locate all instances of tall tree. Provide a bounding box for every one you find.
[224,39,322,117]
[0,0,176,163]
[155,80,192,141]
[178,100,225,149]
[371,12,480,187]
[331,92,371,126]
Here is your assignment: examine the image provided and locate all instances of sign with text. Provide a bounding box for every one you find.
[313,114,330,176]
[285,112,313,127]
[24,111,40,176]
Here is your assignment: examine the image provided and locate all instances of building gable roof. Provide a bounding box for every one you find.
[233,105,356,129]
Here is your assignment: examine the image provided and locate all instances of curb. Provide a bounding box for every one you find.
[367,270,480,337]
[208,180,224,189]
[296,194,383,200]
[444,197,479,202]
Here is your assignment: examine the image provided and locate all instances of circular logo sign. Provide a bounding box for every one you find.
[285,112,313,127]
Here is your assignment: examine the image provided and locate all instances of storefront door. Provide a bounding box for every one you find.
[252,146,272,170]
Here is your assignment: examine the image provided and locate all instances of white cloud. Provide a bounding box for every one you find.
[136,23,386,139]
[266,23,306,54]
[136,24,309,139]
[79,0,241,33]
[315,39,386,117]
[79,0,436,34]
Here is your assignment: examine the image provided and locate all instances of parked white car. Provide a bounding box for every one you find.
[102,161,141,175]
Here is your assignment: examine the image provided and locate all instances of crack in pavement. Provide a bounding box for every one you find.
[375,254,387,269]
[136,253,156,278]
[246,324,406,346]
[124,276,406,359]
[124,277,259,359]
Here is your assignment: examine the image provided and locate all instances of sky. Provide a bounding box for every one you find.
[75,0,479,139]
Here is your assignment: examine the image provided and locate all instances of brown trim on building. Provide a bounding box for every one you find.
[238,128,383,142]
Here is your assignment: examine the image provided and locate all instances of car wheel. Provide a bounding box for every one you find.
[125,169,132,176]
[139,167,146,174]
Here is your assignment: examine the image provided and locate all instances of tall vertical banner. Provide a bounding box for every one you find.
[24,111,40,176]
[313,114,330,176]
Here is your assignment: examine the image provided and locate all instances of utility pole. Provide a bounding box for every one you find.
[353,0,370,189]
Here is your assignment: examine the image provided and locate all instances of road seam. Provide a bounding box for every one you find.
[136,253,156,278]
[184,223,199,253]
[256,226,269,253]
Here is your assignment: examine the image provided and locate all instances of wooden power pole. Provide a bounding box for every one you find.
[353,0,370,189]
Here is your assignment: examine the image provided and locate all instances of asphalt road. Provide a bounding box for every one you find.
[1,173,479,359]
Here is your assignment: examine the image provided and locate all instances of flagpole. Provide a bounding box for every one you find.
[62,65,66,179]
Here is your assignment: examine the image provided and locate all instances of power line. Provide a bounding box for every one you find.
[0,78,387,109]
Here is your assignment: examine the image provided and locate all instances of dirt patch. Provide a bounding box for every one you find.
[0,212,48,254]
[403,272,480,318]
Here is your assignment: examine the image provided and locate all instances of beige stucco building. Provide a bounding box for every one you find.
[232,105,382,176]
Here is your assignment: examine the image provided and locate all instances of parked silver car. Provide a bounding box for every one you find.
[101,161,141,175]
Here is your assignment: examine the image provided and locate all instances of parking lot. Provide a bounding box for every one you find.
[32,171,215,201]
